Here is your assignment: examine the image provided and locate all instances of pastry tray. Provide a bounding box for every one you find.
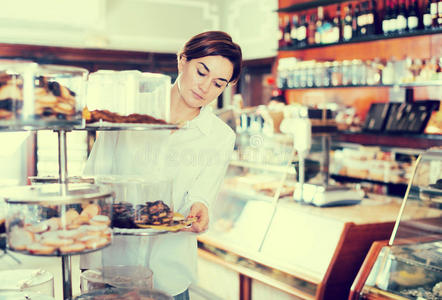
[113,217,196,236]
[78,121,181,131]
[7,243,110,257]
[75,287,172,300]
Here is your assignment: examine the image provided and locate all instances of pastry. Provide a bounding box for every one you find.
[25,222,49,234]
[84,108,168,124]
[80,203,101,219]
[45,217,61,231]
[59,243,86,254]
[57,229,83,240]
[42,237,74,248]
[26,243,56,255]
[84,237,109,249]
[9,227,34,251]
[89,215,110,226]
[63,209,80,226]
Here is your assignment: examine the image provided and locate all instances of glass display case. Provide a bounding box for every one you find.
[2,183,114,256]
[0,62,88,129]
[352,147,442,300]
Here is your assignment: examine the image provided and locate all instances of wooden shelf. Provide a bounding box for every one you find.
[334,131,442,149]
[278,0,351,13]
[278,28,442,51]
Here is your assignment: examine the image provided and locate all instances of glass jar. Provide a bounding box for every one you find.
[0,62,88,129]
[314,62,324,87]
[331,61,343,86]
[351,59,365,85]
[306,61,315,88]
[341,60,351,86]
[322,61,332,87]
[299,63,307,88]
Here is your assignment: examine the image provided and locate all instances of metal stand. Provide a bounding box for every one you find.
[56,129,73,300]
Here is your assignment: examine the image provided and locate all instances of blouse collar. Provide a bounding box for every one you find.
[186,105,213,136]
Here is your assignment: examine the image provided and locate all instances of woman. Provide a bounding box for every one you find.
[81,31,242,299]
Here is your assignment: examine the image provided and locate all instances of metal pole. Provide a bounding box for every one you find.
[61,255,72,300]
[298,155,305,203]
[57,129,68,184]
[57,129,72,299]
[322,135,330,187]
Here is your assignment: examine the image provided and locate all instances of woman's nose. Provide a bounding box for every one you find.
[199,76,211,93]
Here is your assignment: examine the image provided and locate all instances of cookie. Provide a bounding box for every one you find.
[80,204,101,219]
[84,237,109,250]
[42,237,74,248]
[89,215,110,226]
[59,243,86,254]
[26,243,56,255]
[9,227,34,251]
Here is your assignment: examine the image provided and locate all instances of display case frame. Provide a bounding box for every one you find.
[350,147,442,300]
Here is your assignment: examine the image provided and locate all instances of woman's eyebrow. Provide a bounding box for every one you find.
[198,62,228,82]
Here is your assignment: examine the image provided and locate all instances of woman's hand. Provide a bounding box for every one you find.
[182,202,208,233]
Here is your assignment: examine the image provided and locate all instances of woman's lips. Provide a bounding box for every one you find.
[192,91,204,100]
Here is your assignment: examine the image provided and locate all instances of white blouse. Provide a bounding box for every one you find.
[80,106,235,296]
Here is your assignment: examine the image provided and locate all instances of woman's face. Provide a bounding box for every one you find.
[177,55,234,109]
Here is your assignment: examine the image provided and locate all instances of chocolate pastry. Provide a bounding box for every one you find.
[111,202,136,228]
[135,200,172,226]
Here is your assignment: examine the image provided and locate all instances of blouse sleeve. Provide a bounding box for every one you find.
[182,133,235,214]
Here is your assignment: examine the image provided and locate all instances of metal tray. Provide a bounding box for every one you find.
[78,121,181,131]
[75,287,172,300]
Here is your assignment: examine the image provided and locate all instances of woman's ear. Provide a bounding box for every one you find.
[177,55,187,73]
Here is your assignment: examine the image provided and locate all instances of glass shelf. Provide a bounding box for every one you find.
[278,28,442,51]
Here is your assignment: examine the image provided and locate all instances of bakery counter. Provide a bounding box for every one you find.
[196,194,439,300]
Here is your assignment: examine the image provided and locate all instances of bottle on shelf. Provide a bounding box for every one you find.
[342,3,353,41]
[357,2,367,36]
[308,14,317,45]
[423,0,433,29]
[297,14,308,47]
[332,4,342,43]
[431,0,438,27]
[315,6,324,44]
[284,15,293,47]
[321,7,334,43]
[407,0,419,31]
[353,3,360,38]
[371,0,379,35]
[396,0,408,33]
[290,15,299,47]
[365,0,376,35]
[390,0,399,34]
[278,16,285,48]
[436,0,442,28]
[383,0,392,35]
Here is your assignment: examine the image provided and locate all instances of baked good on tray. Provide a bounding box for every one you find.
[83,107,168,125]
[0,74,78,122]
[7,203,111,256]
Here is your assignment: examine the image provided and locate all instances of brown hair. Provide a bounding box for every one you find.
[178,31,242,84]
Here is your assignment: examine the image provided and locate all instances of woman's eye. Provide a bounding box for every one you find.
[197,70,206,76]
[214,82,222,88]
